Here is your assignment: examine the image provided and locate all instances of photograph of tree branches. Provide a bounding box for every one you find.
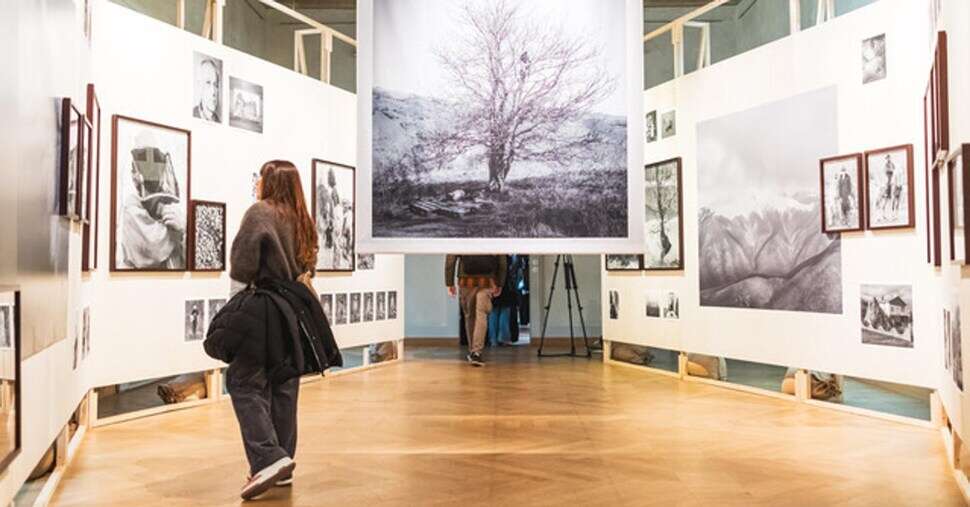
[372,0,628,239]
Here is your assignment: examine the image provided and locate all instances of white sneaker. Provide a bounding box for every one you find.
[241,457,296,500]
[275,475,293,487]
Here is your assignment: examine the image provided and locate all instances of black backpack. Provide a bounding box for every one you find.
[461,255,498,276]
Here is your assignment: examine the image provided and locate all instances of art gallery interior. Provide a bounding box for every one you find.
[1,0,969,504]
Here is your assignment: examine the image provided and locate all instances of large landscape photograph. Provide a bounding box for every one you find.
[372,0,628,239]
[696,88,842,313]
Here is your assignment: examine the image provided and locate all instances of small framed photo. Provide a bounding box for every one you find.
[320,293,334,322]
[59,98,84,220]
[605,255,642,271]
[228,76,264,133]
[188,200,226,271]
[951,145,970,263]
[661,110,676,138]
[819,153,864,233]
[865,144,914,230]
[645,110,657,143]
[334,293,348,325]
[83,84,102,271]
[861,34,886,84]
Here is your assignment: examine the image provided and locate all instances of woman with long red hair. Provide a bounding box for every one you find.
[225,160,317,499]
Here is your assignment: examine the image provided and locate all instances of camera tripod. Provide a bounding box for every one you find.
[537,255,593,358]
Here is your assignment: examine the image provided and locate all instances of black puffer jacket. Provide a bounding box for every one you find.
[204,279,342,383]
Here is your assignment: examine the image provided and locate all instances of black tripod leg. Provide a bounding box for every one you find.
[566,259,592,357]
[565,261,576,356]
[537,255,561,357]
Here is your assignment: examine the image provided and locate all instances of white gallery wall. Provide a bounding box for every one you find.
[605,0,941,391]
[85,1,403,388]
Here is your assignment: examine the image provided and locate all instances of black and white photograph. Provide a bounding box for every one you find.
[363,292,375,322]
[0,306,12,349]
[865,145,914,230]
[371,0,629,241]
[335,294,348,325]
[945,308,951,371]
[861,34,887,84]
[192,51,222,123]
[646,110,657,143]
[207,299,226,330]
[357,254,375,270]
[111,115,190,271]
[184,300,205,342]
[698,88,842,314]
[644,158,683,270]
[313,160,355,271]
[376,291,387,320]
[661,110,676,139]
[81,307,90,358]
[388,290,398,319]
[605,255,642,271]
[321,294,334,321]
[350,293,362,324]
[59,98,83,219]
[229,76,263,133]
[662,291,679,320]
[860,284,913,348]
[644,290,660,318]
[820,154,864,233]
[952,302,963,390]
[189,201,226,271]
[608,290,619,320]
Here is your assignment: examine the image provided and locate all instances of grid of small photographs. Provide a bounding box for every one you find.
[321,290,399,327]
[184,297,227,342]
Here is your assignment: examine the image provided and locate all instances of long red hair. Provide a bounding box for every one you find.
[258,160,318,272]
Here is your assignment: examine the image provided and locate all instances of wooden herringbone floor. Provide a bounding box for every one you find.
[52,344,964,506]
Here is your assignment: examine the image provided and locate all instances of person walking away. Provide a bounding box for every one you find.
[220,160,318,500]
[446,255,507,366]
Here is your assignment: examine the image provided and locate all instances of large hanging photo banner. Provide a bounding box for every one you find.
[357,0,644,253]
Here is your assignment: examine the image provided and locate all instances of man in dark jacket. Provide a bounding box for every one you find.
[445,255,507,366]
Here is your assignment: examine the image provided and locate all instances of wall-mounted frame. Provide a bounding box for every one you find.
[819,153,864,233]
[312,159,355,272]
[188,200,227,272]
[110,115,192,272]
[58,98,84,220]
[643,157,683,270]
[83,84,102,272]
[0,288,22,474]
[950,144,969,264]
[80,117,92,225]
[605,255,643,271]
[923,83,933,263]
[933,31,949,158]
[864,144,914,231]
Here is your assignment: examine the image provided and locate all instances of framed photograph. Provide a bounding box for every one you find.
[184,300,205,342]
[605,255,642,271]
[80,117,92,224]
[819,153,864,233]
[376,291,386,320]
[111,115,191,271]
[357,253,375,270]
[363,292,375,322]
[864,144,914,230]
[207,298,227,332]
[192,51,223,123]
[934,32,949,156]
[320,294,334,322]
[661,290,679,320]
[933,164,943,267]
[0,290,22,474]
[0,306,12,349]
[608,290,619,320]
[387,290,398,320]
[861,34,886,84]
[951,145,970,263]
[228,76,264,133]
[83,84,102,271]
[860,284,913,348]
[645,110,657,143]
[334,293,348,325]
[924,83,933,263]
[644,157,683,269]
[59,98,83,219]
[661,110,676,138]
[644,289,660,318]
[188,200,226,271]
[312,160,355,272]
[349,293,362,324]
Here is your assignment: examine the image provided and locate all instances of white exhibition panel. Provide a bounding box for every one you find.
[355,0,647,254]
[87,2,403,388]
[606,0,940,389]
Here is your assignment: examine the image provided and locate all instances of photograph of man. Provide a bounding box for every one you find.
[193,52,223,123]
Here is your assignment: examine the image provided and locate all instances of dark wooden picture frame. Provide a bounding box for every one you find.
[58,98,84,220]
[0,288,23,475]
[604,255,644,271]
[79,117,92,225]
[188,200,227,272]
[934,31,949,156]
[311,159,356,273]
[864,144,915,231]
[924,83,933,263]
[110,115,192,272]
[951,145,970,264]
[819,153,865,233]
[83,84,101,272]
[643,157,684,271]
[933,164,942,267]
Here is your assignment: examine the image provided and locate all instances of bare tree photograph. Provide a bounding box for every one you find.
[646,110,657,143]
[376,291,386,320]
[371,0,628,240]
[861,284,913,348]
[644,158,682,270]
[861,34,886,84]
[335,294,348,325]
[388,291,398,319]
[697,88,842,313]
[820,154,864,233]
[605,255,642,271]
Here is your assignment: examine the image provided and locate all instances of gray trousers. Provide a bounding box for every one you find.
[227,360,300,476]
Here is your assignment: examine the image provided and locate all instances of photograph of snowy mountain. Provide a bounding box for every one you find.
[697,88,842,314]
[371,0,628,239]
